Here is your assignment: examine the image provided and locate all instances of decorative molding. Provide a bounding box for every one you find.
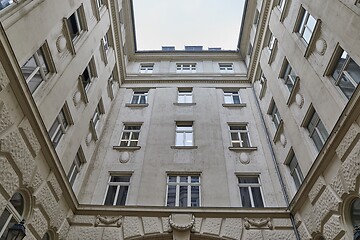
[315,38,327,55]
[295,93,304,108]
[95,215,122,227]
[85,132,92,146]
[169,215,195,231]
[119,151,130,163]
[239,152,250,164]
[56,35,67,53]
[244,217,273,230]
[73,91,82,106]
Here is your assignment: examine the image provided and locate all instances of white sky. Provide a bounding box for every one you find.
[132,0,246,51]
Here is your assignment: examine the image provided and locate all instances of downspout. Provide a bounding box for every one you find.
[251,87,301,240]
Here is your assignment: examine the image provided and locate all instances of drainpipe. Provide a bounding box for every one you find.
[251,87,301,240]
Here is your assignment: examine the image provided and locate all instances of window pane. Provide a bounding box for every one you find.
[240,132,250,147]
[27,74,43,93]
[224,95,232,104]
[312,131,324,152]
[168,176,176,182]
[104,186,117,205]
[131,95,139,104]
[191,176,199,183]
[346,58,360,85]
[0,217,17,240]
[191,186,200,207]
[167,186,176,206]
[0,208,11,233]
[238,177,258,184]
[307,15,316,30]
[184,132,193,146]
[180,176,188,183]
[231,132,239,141]
[233,95,240,104]
[240,187,252,207]
[175,133,183,146]
[332,51,346,80]
[37,48,49,74]
[179,186,188,207]
[338,74,356,99]
[111,176,130,182]
[302,28,312,44]
[115,186,128,205]
[251,187,264,207]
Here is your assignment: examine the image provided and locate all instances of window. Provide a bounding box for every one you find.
[67,149,85,187]
[224,91,241,104]
[48,107,70,147]
[21,44,52,94]
[0,0,16,11]
[176,63,196,73]
[331,49,360,99]
[278,0,286,11]
[350,198,360,228]
[247,43,253,56]
[166,175,200,207]
[305,110,329,152]
[219,63,234,73]
[253,9,260,25]
[103,175,131,206]
[229,124,251,148]
[91,100,104,132]
[139,63,154,73]
[66,7,86,41]
[297,7,316,44]
[177,89,193,103]
[0,193,25,238]
[269,102,281,129]
[268,34,276,53]
[281,60,297,92]
[259,72,267,99]
[286,152,304,190]
[130,91,148,104]
[120,124,141,147]
[80,58,96,92]
[102,31,110,53]
[108,70,116,99]
[175,123,193,146]
[238,176,264,207]
[96,0,104,9]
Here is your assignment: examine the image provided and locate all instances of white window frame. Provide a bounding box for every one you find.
[286,151,304,190]
[139,63,154,73]
[176,63,196,73]
[66,6,86,42]
[119,124,141,147]
[219,63,234,73]
[166,175,201,207]
[67,148,85,187]
[268,34,276,52]
[297,7,316,45]
[224,91,241,104]
[48,106,71,148]
[281,59,297,92]
[259,72,267,99]
[331,48,360,99]
[0,193,25,238]
[103,175,131,206]
[130,91,148,104]
[175,123,194,146]
[91,100,104,132]
[229,124,252,148]
[177,89,193,103]
[269,101,281,129]
[278,0,286,11]
[237,175,265,207]
[96,0,104,9]
[305,109,329,152]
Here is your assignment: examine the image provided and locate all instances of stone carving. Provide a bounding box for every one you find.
[123,217,142,239]
[119,151,130,163]
[19,119,41,157]
[308,176,326,204]
[244,217,273,230]
[142,217,161,234]
[239,152,250,164]
[56,35,67,53]
[162,217,171,232]
[0,130,36,186]
[0,62,10,92]
[85,132,92,146]
[340,141,360,192]
[220,218,242,239]
[202,218,222,236]
[330,173,346,199]
[315,38,327,55]
[193,217,202,233]
[47,172,62,200]
[94,215,122,227]
[323,215,344,240]
[169,214,195,231]
[336,123,360,161]
[73,91,82,106]
[295,93,304,108]
[29,208,48,238]
[0,101,13,135]
[0,155,19,196]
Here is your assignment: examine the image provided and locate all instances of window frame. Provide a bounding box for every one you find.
[219,63,234,73]
[237,175,265,208]
[65,5,87,43]
[67,147,86,187]
[285,150,304,190]
[119,124,142,147]
[280,59,298,92]
[175,123,194,147]
[223,90,242,104]
[166,175,201,207]
[177,89,193,104]
[296,7,317,45]
[103,174,131,206]
[0,193,25,238]
[48,105,72,148]
[269,101,281,129]
[229,124,252,148]
[130,91,148,105]
[303,108,329,152]
[176,63,196,73]
[139,63,154,74]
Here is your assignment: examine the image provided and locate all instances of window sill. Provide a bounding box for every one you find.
[125,103,149,108]
[228,147,257,152]
[222,103,247,108]
[171,146,198,149]
[173,103,196,106]
[113,146,141,151]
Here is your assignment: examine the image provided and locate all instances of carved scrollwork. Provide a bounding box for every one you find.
[95,215,122,227]
[169,215,195,231]
[244,217,273,230]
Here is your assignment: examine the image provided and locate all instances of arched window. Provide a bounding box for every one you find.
[0,193,25,238]
[42,232,50,240]
[351,198,360,227]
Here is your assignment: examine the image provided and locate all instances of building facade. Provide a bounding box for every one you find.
[0,0,359,239]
